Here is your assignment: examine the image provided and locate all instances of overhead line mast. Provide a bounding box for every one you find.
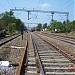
[10,8,69,20]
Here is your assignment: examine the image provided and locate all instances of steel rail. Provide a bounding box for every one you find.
[43,33,75,41]
[35,33,75,63]
[45,34,75,45]
[31,35,45,75]
[41,33,75,56]
[0,34,20,46]
[16,37,28,75]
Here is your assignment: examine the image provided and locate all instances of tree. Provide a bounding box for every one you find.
[8,23,13,34]
[43,23,47,29]
[0,11,27,35]
[48,20,66,32]
[68,20,75,32]
[15,19,23,31]
[1,11,14,25]
[49,20,57,32]
[37,23,42,31]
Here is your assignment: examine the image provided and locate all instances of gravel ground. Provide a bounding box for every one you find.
[42,31,75,38]
[36,32,75,54]
[0,33,28,75]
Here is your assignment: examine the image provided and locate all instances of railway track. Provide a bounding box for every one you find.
[41,32,75,45]
[25,33,40,75]
[31,33,75,75]
[0,34,20,46]
[16,32,75,75]
[1,32,75,75]
[0,33,27,75]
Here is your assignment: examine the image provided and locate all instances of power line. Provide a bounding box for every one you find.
[56,0,73,12]
[0,2,7,11]
[14,13,21,16]
[60,1,74,11]
[10,0,15,7]
[7,0,13,8]
[37,0,41,9]
[55,0,69,11]
[38,0,44,9]
[41,0,44,4]
[37,0,44,20]
[54,0,73,20]
[38,0,42,9]
[59,15,66,20]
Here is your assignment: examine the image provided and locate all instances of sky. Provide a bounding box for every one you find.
[0,0,74,28]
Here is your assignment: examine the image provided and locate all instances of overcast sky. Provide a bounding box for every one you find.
[0,0,74,28]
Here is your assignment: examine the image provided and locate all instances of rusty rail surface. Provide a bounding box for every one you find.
[31,35,45,75]
[35,33,75,63]
[16,37,28,75]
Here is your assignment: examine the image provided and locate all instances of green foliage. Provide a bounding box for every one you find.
[68,20,75,32]
[47,20,75,33]
[8,23,13,34]
[43,23,47,29]
[48,20,67,33]
[0,11,27,35]
[37,23,42,31]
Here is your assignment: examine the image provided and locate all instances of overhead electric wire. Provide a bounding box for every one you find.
[0,2,7,11]
[14,13,21,16]
[37,0,41,9]
[41,0,44,5]
[53,0,74,21]
[10,0,16,7]
[59,15,66,20]
[7,0,13,8]
[55,0,74,12]
[55,0,69,11]
[38,0,44,9]
[60,1,74,11]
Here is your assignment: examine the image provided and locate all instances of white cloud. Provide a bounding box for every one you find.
[40,3,50,8]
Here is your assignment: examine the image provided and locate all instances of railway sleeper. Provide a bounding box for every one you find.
[32,33,75,75]
[25,34,40,75]
[46,71,75,75]
[44,67,75,72]
[42,62,74,66]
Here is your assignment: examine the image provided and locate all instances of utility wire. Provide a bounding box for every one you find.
[41,0,44,5]
[38,0,42,9]
[60,1,74,11]
[37,0,44,20]
[54,0,73,21]
[0,2,7,11]
[37,0,41,9]
[7,0,13,8]
[14,13,21,16]
[38,0,44,9]
[55,0,70,11]
[10,0,16,7]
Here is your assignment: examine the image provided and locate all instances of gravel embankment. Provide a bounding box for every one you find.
[0,33,28,75]
[36,32,75,53]
[42,31,75,38]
